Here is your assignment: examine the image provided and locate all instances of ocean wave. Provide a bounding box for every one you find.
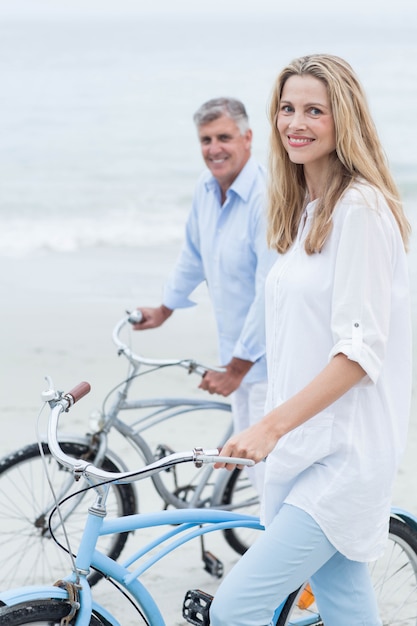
[1,182,416,259]
[0,211,186,257]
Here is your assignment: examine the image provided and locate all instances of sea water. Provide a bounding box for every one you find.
[0,10,416,259]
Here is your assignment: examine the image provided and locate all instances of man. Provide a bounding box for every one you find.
[134,97,276,491]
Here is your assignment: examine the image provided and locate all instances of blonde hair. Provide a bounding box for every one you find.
[267,54,411,253]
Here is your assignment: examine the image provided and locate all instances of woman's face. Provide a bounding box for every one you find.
[277,74,336,171]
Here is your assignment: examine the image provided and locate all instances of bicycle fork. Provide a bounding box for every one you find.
[54,487,111,626]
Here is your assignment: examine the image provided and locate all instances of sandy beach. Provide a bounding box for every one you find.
[1,244,416,625]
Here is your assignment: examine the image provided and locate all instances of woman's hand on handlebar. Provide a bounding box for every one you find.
[131,305,173,330]
[213,419,276,471]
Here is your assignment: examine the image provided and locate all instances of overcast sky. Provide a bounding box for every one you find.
[0,0,415,17]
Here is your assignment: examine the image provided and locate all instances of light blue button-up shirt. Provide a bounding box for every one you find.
[163,157,277,384]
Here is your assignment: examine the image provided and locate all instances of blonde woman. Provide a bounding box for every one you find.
[210,54,412,626]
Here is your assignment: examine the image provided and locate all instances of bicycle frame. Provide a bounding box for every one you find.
[71,314,242,511]
[3,503,417,626]
[99,393,234,509]
[0,505,266,626]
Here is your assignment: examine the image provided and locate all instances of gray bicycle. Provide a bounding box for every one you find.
[0,312,258,590]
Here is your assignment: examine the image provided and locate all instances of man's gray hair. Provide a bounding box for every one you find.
[193,98,250,135]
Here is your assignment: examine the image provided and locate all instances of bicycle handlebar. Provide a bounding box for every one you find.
[65,381,91,405]
[45,382,254,484]
[112,312,226,376]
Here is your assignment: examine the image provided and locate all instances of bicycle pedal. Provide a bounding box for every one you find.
[202,550,224,578]
[183,589,213,626]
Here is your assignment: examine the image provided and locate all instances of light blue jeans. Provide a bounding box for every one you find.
[210,503,381,626]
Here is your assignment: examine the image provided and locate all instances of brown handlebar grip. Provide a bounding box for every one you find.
[65,381,91,404]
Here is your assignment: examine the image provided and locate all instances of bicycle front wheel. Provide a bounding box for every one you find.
[0,441,136,589]
[275,517,417,625]
[0,599,109,625]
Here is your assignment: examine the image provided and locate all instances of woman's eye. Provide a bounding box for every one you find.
[310,107,322,116]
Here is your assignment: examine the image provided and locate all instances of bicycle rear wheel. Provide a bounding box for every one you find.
[220,467,260,554]
[0,441,136,589]
[275,517,417,625]
[0,599,109,625]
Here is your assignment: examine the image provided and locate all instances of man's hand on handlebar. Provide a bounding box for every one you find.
[199,357,254,397]
[131,305,173,330]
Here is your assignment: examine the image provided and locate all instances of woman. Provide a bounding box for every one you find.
[210,54,412,625]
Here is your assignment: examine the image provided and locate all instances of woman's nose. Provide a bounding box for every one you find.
[289,111,307,130]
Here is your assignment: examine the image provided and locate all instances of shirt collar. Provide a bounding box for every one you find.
[305,198,318,217]
[204,156,257,203]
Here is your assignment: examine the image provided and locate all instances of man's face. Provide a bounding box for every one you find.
[198,115,252,193]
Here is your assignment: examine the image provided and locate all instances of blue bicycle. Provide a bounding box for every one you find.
[1,381,417,625]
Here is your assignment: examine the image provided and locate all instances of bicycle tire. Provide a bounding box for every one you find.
[0,441,136,589]
[220,467,260,555]
[275,517,417,625]
[0,599,109,625]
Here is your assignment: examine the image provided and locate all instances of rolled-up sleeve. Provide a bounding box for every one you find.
[329,194,395,383]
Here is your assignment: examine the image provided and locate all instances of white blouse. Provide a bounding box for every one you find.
[263,182,412,561]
